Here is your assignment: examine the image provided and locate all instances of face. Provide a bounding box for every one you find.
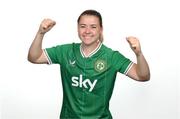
[78,15,103,46]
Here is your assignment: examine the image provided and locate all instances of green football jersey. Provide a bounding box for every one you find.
[44,43,133,119]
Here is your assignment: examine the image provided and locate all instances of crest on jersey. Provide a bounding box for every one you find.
[94,59,107,72]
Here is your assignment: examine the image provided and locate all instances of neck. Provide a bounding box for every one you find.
[81,41,101,57]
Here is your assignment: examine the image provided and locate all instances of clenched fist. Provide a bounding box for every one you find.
[126,36,142,56]
[39,18,56,34]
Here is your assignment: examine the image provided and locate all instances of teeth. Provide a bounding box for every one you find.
[84,36,91,38]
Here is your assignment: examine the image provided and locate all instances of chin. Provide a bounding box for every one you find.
[82,39,93,45]
[82,42,93,46]
[80,37,98,46]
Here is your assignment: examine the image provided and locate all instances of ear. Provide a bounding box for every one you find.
[100,26,103,31]
[99,27,103,34]
[99,30,104,42]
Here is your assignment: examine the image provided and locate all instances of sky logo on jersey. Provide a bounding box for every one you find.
[71,74,97,92]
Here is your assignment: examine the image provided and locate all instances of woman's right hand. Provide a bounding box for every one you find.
[39,18,56,34]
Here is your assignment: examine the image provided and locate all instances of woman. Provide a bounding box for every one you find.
[28,9,150,119]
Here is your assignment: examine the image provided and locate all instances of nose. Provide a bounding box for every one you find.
[85,27,91,34]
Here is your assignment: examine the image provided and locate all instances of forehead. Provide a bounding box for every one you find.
[78,15,100,25]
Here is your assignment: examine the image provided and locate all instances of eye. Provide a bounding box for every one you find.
[91,25,97,29]
[79,25,86,28]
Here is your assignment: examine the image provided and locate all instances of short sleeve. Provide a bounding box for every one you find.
[44,45,62,64]
[112,51,133,75]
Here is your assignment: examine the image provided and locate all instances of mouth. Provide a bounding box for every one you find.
[84,36,92,38]
[82,35,93,39]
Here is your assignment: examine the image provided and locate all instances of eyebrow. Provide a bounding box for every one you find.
[79,24,97,26]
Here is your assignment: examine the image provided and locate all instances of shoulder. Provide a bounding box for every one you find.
[102,44,122,56]
[102,44,129,63]
[54,43,80,50]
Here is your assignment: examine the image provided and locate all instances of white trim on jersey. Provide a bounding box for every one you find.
[124,62,134,75]
[43,49,52,64]
[80,42,102,58]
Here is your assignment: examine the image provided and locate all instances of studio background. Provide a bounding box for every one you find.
[0,0,179,119]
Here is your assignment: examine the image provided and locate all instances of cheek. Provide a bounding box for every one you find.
[77,30,81,37]
[78,30,83,36]
[78,28,84,34]
[95,30,101,36]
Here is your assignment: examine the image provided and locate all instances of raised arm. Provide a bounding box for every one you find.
[27,19,56,64]
[126,36,150,81]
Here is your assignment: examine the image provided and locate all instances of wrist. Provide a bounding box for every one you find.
[136,52,143,57]
[37,30,46,35]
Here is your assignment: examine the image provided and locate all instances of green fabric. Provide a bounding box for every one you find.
[45,43,132,119]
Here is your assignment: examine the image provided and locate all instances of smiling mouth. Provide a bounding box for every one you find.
[82,36,90,40]
[83,35,93,38]
[84,36,92,38]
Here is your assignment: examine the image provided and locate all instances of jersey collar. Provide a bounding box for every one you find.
[80,42,102,58]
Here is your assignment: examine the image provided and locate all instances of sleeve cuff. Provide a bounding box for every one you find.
[43,49,52,65]
[124,62,134,75]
